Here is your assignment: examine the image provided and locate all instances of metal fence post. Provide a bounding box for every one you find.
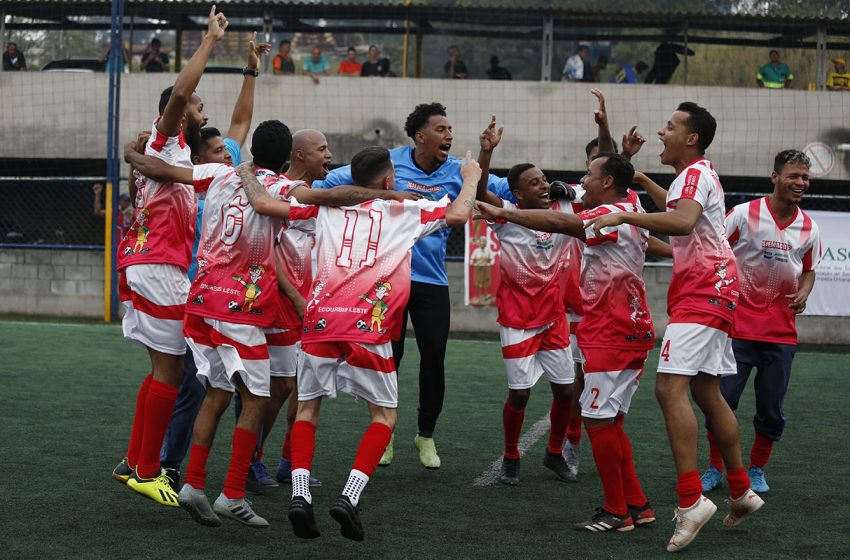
[541,16,553,82]
[105,0,125,321]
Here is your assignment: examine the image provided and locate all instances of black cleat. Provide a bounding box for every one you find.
[574,507,635,532]
[163,468,181,493]
[498,457,520,486]
[288,496,321,539]
[543,451,576,482]
[329,495,365,542]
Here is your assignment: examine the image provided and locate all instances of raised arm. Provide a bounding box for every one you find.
[226,32,269,146]
[124,144,194,185]
[158,6,228,137]
[588,198,702,237]
[444,151,483,227]
[591,88,615,154]
[475,201,586,240]
[235,162,291,219]
[476,115,505,207]
[288,184,421,207]
[633,170,668,210]
[620,125,647,160]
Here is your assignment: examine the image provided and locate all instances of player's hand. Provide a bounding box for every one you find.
[135,130,151,154]
[621,125,646,159]
[461,150,482,183]
[206,5,228,41]
[384,191,423,202]
[479,115,504,153]
[586,212,624,236]
[235,161,255,181]
[247,32,270,70]
[123,141,139,163]
[786,291,809,314]
[474,201,502,221]
[591,88,608,126]
[92,183,103,194]
[549,181,576,201]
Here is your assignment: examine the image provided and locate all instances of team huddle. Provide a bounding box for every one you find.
[111,7,822,552]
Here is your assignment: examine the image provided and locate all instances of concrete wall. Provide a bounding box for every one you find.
[3,248,846,344]
[1,73,848,181]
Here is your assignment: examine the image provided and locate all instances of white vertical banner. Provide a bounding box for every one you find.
[804,210,850,317]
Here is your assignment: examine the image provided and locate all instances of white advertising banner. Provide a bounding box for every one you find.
[804,210,850,317]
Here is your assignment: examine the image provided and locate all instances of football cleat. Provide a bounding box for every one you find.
[543,451,576,482]
[178,483,221,527]
[563,441,580,479]
[628,502,656,526]
[246,460,279,494]
[498,457,520,486]
[574,507,635,533]
[288,496,321,539]
[666,495,717,552]
[700,466,725,493]
[212,494,269,528]
[330,495,365,542]
[163,467,181,493]
[747,467,770,493]
[378,434,394,467]
[723,488,764,527]
[112,458,133,484]
[413,435,441,470]
[126,469,179,507]
[276,458,322,487]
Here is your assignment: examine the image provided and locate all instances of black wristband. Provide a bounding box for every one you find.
[243,67,259,77]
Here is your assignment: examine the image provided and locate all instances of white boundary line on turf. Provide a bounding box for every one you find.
[472,413,550,487]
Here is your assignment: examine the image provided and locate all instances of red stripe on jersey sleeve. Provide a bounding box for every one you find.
[289,205,320,221]
[193,176,214,194]
[747,198,762,234]
[802,245,814,272]
[420,206,448,224]
[149,130,168,153]
[586,230,619,246]
[726,227,740,247]
[681,168,701,200]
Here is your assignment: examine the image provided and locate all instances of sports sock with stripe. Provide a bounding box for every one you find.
[587,423,628,517]
[126,373,153,468]
[342,470,370,506]
[223,427,259,499]
[676,470,703,509]
[707,430,724,471]
[748,431,774,470]
[184,444,211,490]
[136,379,179,479]
[615,423,648,507]
[502,401,525,460]
[726,467,750,499]
[547,398,571,454]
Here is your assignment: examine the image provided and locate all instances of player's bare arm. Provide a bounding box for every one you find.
[632,170,668,210]
[786,269,816,313]
[475,201,586,240]
[588,198,702,237]
[274,253,305,320]
[444,151,482,227]
[124,144,193,185]
[289,184,422,206]
[226,32,269,146]
[127,130,151,203]
[591,88,615,153]
[235,161,292,219]
[621,125,647,160]
[475,115,504,207]
[646,235,673,258]
[158,6,228,137]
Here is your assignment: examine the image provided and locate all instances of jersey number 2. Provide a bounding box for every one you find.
[336,209,382,268]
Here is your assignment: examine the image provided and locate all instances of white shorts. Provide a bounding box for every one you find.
[183,314,271,397]
[298,341,398,408]
[500,316,574,390]
[567,312,584,364]
[657,319,736,377]
[264,327,301,377]
[580,347,647,419]
[119,264,189,355]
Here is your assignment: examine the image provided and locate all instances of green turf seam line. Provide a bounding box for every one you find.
[472,413,550,487]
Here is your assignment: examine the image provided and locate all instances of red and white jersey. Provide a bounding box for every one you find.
[666,159,739,321]
[270,178,312,329]
[288,197,451,345]
[117,120,196,272]
[186,164,287,327]
[577,201,654,350]
[490,200,572,329]
[725,197,821,344]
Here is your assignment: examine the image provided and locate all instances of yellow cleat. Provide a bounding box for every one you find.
[379,434,394,467]
[414,435,441,470]
[127,469,179,507]
[112,457,133,484]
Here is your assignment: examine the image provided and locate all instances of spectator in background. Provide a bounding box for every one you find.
[3,42,27,71]
[756,49,793,89]
[273,40,296,75]
[361,44,391,77]
[585,54,608,82]
[338,47,362,77]
[93,183,135,238]
[562,45,589,82]
[302,45,330,84]
[445,45,469,79]
[98,41,132,73]
[826,56,850,91]
[611,60,648,84]
[140,38,169,73]
[486,55,512,80]
[645,42,694,84]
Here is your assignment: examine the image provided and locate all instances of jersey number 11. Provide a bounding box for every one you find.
[336,209,383,268]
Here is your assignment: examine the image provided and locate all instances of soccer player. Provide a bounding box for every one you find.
[242,146,482,540]
[588,102,764,551]
[701,150,821,494]
[111,6,227,507]
[476,153,655,532]
[314,104,513,469]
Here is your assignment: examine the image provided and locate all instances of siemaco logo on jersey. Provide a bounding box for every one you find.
[405,181,443,200]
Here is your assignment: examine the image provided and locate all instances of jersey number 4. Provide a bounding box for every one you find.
[661,340,671,362]
[336,209,383,268]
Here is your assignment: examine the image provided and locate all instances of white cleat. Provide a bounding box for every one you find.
[666,495,717,553]
[723,488,764,527]
[563,441,580,479]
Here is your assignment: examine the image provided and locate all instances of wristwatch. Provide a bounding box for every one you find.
[243,67,259,77]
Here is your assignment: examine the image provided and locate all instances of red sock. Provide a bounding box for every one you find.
[676,470,703,509]
[726,467,750,499]
[184,444,211,490]
[547,399,571,454]
[749,432,774,470]
[566,410,583,446]
[222,428,259,499]
[290,420,316,471]
[281,430,292,461]
[126,374,153,468]
[615,424,647,507]
[587,424,628,517]
[352,422,393,477]
[136,379,178,478]
[502,401,525,460]
[707,430,724,471]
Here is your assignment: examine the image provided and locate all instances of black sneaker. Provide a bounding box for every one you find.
[543,451,576,482]
[628,502,656,526]
[163,468,181,493]
[245,468,265,495]
[112,457,133,484]
[329,495,365,542]
[498,457,520,486]
[574,507,635,532]
[288,496,320,539]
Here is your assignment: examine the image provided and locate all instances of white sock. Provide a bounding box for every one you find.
[341,469,370,506]
[291,468,312,504]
